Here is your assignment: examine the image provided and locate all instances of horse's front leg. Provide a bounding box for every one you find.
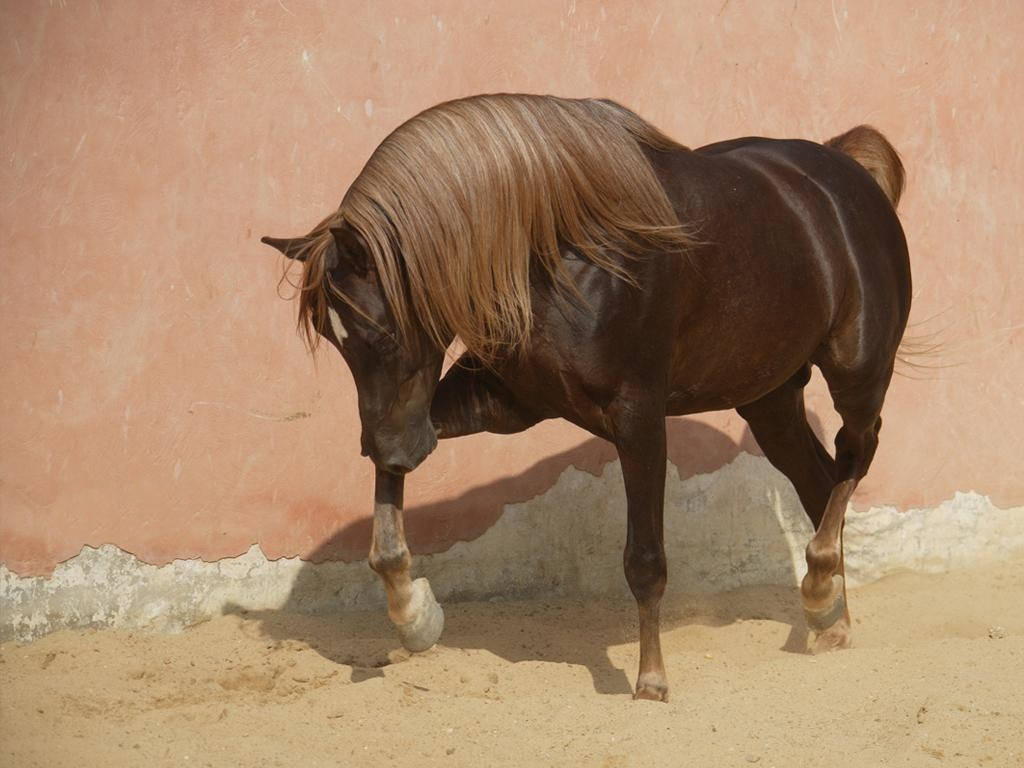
[369,468,444,652]
[369,357,538,653]
[430,354,541,438]
[613,407,670,701]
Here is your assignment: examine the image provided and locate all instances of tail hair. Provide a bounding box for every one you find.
[826,125,905,209]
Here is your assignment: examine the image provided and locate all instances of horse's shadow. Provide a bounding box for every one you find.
[227,416,824,695]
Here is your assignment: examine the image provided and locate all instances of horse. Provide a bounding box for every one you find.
[261,93,910,701]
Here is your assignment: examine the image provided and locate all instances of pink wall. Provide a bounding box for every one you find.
[2,0,1021,576]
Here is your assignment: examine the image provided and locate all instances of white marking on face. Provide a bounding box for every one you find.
[327,306,348,345]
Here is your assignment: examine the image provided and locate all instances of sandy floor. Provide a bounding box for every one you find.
[2,559,1022,768]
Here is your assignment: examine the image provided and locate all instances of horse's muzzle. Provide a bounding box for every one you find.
[368,423,438,475]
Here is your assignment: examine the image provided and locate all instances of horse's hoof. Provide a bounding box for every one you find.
[633,674,669,702]
[394,578,444,653]
[802,574,851,654]
[802,574,845,630]
[808,619,852,654]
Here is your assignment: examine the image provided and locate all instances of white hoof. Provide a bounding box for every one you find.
[394,578,444,652]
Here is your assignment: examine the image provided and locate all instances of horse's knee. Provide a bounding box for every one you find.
[369,541,411,575]
[624,546,667,602]
[431,359,538,438]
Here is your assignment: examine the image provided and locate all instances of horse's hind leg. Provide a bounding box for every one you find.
[737,365,836,528]
[800,361,891,653]
[737,366,847,650]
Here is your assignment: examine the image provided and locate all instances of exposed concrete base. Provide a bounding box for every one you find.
[3,453,1022,642]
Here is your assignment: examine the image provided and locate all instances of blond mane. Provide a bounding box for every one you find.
[294,94,693,362]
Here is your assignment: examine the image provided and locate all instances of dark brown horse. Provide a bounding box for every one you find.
[262,94,909,701]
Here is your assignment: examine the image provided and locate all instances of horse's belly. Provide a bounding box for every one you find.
[664,321,826,414]
[664,371,791,414]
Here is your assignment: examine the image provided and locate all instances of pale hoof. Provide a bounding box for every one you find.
[808,619,852,654]
[633,673,669,702]
[394,578,444,653]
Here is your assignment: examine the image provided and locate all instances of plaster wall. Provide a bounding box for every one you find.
[2,1,1022,592]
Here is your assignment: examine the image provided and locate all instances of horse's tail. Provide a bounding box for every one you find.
[826,125,905,209]
[827,126,932,373]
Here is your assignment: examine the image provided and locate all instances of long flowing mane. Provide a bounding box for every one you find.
[295,94,693,362]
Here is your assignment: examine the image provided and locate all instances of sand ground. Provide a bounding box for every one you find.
[2,558,1022,767]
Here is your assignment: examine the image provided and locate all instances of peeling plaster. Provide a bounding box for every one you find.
[3,454,1021,643]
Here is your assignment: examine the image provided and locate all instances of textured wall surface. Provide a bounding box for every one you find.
[2,1,1022,581]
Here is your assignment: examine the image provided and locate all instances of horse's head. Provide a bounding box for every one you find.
[262,223,443,474]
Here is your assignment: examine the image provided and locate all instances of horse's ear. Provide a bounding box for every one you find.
[260,235,313,260]
[261,234,339,270]
[330,224,371,275]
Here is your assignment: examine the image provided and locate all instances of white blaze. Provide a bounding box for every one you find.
[327,306,348,344]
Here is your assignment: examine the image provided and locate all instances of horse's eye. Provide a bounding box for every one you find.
[374,333,400,356]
